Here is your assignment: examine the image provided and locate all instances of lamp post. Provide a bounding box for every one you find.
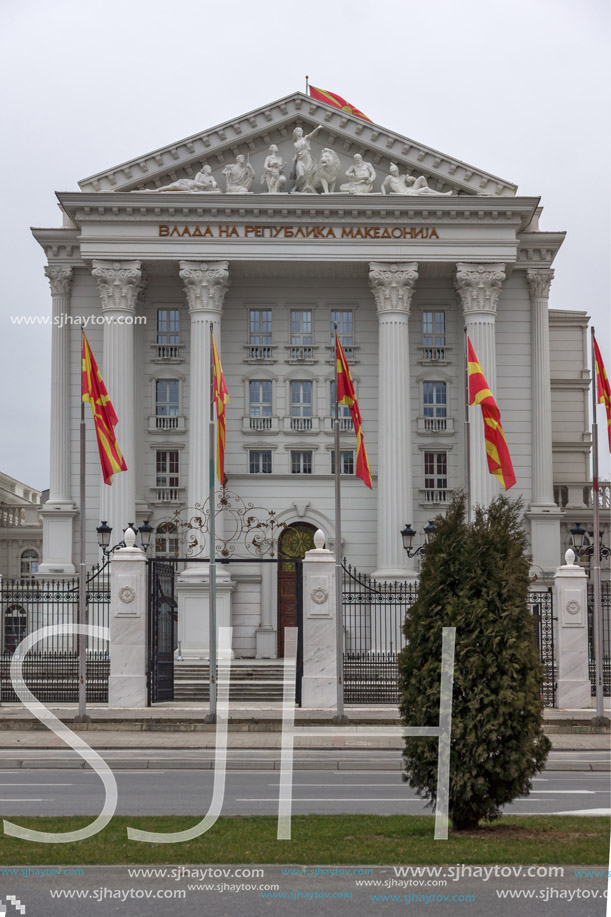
[569,522,611,569]
[401,521,437,559]
[97,520,153,556]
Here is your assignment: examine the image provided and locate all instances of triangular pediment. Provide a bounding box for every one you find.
[78,92,517,197]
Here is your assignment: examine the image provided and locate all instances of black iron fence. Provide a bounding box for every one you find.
[588,582,610,696]
[342,562,418,704]
[529,588,556,707]
[0,562,110,703]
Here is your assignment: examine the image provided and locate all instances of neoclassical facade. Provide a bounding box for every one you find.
[33,92,595,657]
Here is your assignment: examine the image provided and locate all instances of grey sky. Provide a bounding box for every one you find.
[1,0,609,487]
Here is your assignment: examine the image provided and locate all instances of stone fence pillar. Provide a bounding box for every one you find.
[553,548,592,709]
[301,529,338,708]
[108,527,147,707]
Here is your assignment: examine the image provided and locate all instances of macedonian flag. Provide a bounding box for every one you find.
[336,336,373,489]
[212,332,229,484]
[82,332,127,485]
[309,85,372,122]
[593,333,611,450]
[467,337,516,490]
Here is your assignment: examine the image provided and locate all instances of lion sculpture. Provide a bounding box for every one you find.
[316,148,341,194]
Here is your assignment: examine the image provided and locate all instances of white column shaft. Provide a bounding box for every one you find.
[45,266,73,504]
[527,270,555,506]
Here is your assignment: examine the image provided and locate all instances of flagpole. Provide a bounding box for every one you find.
[333,326,347,723]
[305,74,309,94]
[76,329,89,722]
[464,326,471,524]
[207,322,217,724]
[590,327,606,722]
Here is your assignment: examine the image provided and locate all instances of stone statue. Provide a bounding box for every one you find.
[156,164,218,193]
[223,154,255,193]
[316,148,341,193]
[291,124,322,192]
[339,153,376,194]
[260,145,287,193]
[381,162,452,195]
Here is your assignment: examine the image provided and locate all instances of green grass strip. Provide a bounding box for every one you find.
[0,816,608,865]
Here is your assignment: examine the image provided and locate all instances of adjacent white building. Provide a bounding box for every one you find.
[31,91,600,658]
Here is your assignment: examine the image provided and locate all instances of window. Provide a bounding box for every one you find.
[155,522,179,557]
[331,450,354,475]
[291,451,313,474]
[330,380,353,429]
[249,309,272,359]
[155,380,179,416]
[422,311,445,347]
[422,382,447,431]
[20,549,39,575]
[156,450,180,501]
[424,451,448,502]
[156,309,180,357]
[249,450,272,473]
[249,380,273,417]
[331,310,354,357]
[290,310,313,358]
[290,380,313,431]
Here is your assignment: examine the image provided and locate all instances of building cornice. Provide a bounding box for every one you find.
[77,92,518,197]
[516,231,566,268]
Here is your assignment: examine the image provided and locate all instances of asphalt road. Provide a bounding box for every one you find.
[0,765,608,816]
[0,865,608,917]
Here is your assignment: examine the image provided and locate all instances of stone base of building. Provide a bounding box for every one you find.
[38,506,76,575]
[176,566,235,659]
[255,625,277,659]
[109,674,147,707]
[528,507,562,576]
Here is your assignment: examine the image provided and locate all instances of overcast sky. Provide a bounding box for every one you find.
[1,0,609,488]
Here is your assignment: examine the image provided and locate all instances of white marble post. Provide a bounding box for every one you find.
[256,561,277,658]
[301,529,337,708]
[525,269,562,574]
[554,549,593,708]
[176,261,232,659]
[91,260,144,542]
[108,526,148,707]
[455,263,506,513]
[369,262,418,580]
[39,265,76,574]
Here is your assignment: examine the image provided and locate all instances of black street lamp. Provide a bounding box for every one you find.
[97,521,152,556]
[401,521,437,559]
[138,520,154,552]
[570,521,610,571]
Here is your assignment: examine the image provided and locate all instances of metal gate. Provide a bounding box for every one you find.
[0,561,110,703]
[588,582,610,696]
[147,557,303,705]
[529,588,556,707]
[342,562,418,704]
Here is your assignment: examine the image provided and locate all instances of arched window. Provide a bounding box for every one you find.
[155,522,179,557]
[20,548,39,575]
[4,604,27,654]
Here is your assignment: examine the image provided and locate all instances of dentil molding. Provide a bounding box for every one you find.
[368,262,419,315]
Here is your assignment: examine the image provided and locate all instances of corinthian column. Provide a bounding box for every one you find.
[455,263,505,512]
[526,269,555,506]
[92,260,143,543]
[38,265,76,574]
[369,262,418,580]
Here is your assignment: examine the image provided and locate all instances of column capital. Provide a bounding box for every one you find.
[179,260,230,313]
[455,262,506,315]
[526,268,554,300]
[44,265,73,296]
[369,262,418,315]
[92,260,143,312]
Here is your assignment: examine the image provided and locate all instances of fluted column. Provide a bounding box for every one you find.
[455,263,505,512]
[45,265,73,504]
[92,260,143,542]
[180,261,229,529]
[527,269,555,506]
[369,262,418,580]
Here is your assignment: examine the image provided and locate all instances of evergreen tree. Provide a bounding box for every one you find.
[398,493,550,831]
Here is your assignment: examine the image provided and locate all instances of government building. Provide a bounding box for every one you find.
[30,91,598,660]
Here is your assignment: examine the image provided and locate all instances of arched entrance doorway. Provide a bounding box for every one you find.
[277,522,317,658]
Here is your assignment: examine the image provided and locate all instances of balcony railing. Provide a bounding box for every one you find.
[418,345,450,363]
[0,505,41,527]
[422,488,451,505]
[246,344,275,362]
[148,415,186,433]
[286,345,316,362]
[418,417,454,434]
[326,416,354,433]
[284,417,320,434]
[151,487,184,504]
[152,343,183,361]
[242,416,279,433]
[554,482,611,510]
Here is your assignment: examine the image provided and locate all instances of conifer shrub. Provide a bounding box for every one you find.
[398,493,551,831]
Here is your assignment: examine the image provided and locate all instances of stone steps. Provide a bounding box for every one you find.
[173,663,286,702]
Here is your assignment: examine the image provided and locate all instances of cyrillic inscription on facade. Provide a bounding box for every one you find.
[158,224,440,240]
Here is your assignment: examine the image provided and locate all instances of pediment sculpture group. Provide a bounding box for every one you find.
[155,125,452,196]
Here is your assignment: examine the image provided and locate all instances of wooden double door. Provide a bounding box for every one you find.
[277,523,316,658]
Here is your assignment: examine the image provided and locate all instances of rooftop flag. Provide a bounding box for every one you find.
[309,85,372,122]
[212,333,229,484]
[593,333,611,450]
[467,337,516,491]
[81,332,127,485]
[336,335,373,489]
